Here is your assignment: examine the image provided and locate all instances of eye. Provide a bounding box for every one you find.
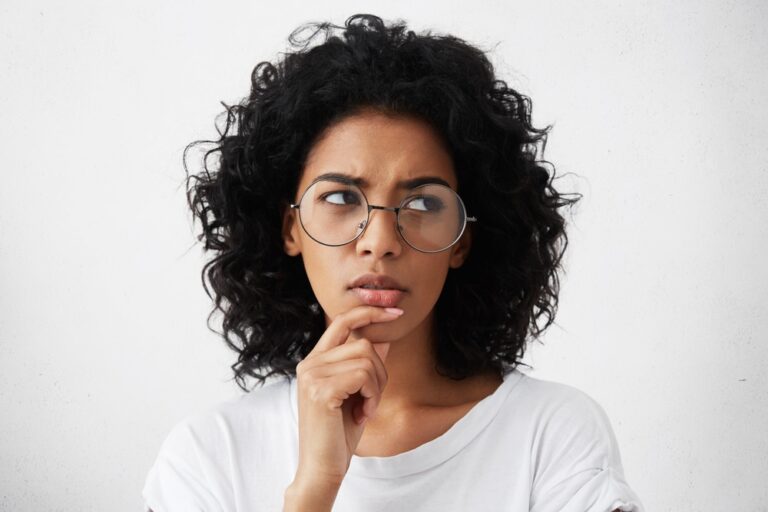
[403,195,444,212]
[319,190,362,206]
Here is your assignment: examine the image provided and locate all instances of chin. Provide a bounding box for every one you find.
[351,322,404,343]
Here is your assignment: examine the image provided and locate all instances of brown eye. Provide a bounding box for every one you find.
[320,190,362,206]
[403,195,444,212]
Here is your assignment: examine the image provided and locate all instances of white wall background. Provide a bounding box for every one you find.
[1,1,766,510]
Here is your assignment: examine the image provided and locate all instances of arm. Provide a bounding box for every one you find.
[283,477,342,512]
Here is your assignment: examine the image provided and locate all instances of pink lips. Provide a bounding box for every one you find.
[350,287,405,308]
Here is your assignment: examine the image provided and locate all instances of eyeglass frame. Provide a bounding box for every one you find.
[288,176,478,254]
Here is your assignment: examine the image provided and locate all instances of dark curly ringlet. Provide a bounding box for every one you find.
[183,13,582,392]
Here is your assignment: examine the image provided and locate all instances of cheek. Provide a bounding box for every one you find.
[300,248,349,310]
[396,255,451,319]
[415,255,451,295]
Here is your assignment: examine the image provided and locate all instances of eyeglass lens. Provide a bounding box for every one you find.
[297,179,467,252]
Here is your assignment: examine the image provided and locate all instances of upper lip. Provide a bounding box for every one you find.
[349,273,407,291]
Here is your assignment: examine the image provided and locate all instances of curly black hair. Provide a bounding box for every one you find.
[184,13,582,392]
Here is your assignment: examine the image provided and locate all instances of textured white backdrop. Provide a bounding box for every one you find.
[1,1,766,510]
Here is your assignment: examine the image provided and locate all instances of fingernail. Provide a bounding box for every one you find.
[384,307,404,315]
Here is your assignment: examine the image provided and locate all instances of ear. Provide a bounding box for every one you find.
[448,225,472,268]
[281,202,302,256]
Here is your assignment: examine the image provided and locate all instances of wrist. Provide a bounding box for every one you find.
[284,476,342,512]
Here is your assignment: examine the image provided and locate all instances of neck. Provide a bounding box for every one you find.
[370,310,502,420]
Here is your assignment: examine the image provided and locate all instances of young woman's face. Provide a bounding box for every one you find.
[282,110,471,342]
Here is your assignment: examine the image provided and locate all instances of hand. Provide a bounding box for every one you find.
[292,305,402,486]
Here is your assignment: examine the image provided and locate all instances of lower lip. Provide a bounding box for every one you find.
[350,287,405,308]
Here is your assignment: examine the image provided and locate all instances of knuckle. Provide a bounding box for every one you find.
[299,365,317,382]
[307,382,323,403]
[360,358,375,373]
[356,337,373,350]
[336,309,352,324]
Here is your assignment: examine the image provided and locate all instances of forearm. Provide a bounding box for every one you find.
[283,477,342,512]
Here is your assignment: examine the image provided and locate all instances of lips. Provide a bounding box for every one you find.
[350,288,405,307]
[349,273,406,291]
[348,273,407,308]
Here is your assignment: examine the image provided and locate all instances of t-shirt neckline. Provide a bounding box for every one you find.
[288,367,524,479]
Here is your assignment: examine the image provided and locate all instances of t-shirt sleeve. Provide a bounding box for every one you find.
[142,417,229,512]
[528,388,645,512]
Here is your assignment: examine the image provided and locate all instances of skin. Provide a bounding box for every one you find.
[281,108,503,457]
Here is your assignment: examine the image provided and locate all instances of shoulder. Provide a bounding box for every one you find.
[514,371,608,413]
[501,372,618,449]
[162,375,294,450]
[508,372,645,511]
[163,378,294,456]
[142,376,295,510]
[511,373,623,469]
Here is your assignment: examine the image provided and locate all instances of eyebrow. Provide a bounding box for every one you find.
[313,172,452,190]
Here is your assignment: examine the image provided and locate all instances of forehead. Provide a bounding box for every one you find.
[299,111,457,192]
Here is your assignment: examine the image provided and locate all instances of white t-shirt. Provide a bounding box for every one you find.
[142,368,645,511]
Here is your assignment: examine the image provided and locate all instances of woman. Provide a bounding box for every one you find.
[143,14,645,511]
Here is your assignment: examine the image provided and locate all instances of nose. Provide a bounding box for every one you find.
[355,206,403,259]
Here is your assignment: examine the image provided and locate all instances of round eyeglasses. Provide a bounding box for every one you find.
[289,178,477,253]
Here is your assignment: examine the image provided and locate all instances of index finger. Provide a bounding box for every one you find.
[307,306,404,357]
